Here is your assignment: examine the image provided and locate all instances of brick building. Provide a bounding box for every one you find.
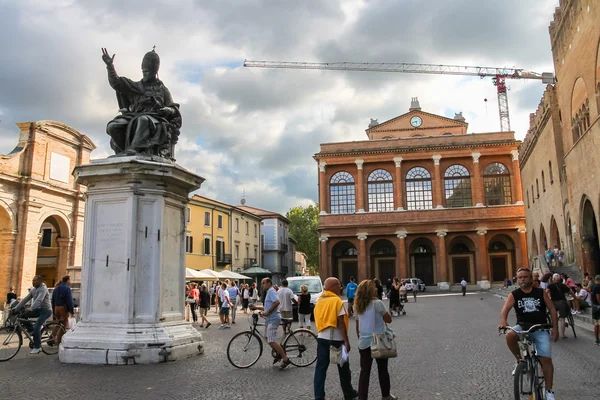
[316,99,526,289]
[520,0,600,277]
[0,121,95,300]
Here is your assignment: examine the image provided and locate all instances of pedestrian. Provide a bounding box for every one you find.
[218,282,232,329]
[591,275,600,345]
[532,272,541,289]
[313,277,358,400]
[388,278,401,316]
[251,278,291,369]
[51,275,74,345]
[460,278,467,296]
[297,284,312,331]
[199,284,211,328]
[227,281,239,324]
[249,282,259,306]
[540,272,553,290]
[188,283,200,323]
[354,280,396,400]
[345,276,358,316]
[572,283,590,314]
[6,286,17,305]
[374,278,383,300]
[11,275,52,354]
[546,273,574,339]
[278,279,296,334]
[242,284,250,313]
[583,272,593,291]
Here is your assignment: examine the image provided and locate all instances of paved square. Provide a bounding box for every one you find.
[1,292,598,399]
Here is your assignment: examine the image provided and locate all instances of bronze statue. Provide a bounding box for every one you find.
[101,47,181,159]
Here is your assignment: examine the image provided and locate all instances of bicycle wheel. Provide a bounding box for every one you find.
[513,361,533,399]
[283,328,317,367]
[41,322,65,355]
[227,331,263,369]
[566,312,577,338]
[533,358,546,400]
[0,326,22,362]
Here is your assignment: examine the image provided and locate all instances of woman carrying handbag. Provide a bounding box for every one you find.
[354,280,397,400]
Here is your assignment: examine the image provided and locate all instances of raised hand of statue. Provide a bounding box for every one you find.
[101,48,115,66]
[159,107,174,117]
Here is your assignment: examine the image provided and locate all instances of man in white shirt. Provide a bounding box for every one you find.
[572,283,591,314]
[277,279,296,334]
[460,278,468,296]
[218,282,232,329]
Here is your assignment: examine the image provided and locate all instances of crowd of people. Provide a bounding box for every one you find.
[545,245,565,267]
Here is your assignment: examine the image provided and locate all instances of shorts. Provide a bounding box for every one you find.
[200,307,208,317]
[219,307,230,316]
[298,313,311,328]
[281,311,293,320]
[593,305,600,323]
[348,298,354,306]
[265,322,280,343]
[513,325,551,358]
[553,300,568,319]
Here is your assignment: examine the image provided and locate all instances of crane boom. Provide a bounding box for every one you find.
[243,60,555,132]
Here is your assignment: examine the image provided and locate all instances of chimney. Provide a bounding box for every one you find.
[409,97,421,111]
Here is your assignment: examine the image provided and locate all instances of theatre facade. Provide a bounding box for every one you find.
[316,99,526,289]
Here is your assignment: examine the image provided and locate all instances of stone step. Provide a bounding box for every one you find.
[550,263,583,283]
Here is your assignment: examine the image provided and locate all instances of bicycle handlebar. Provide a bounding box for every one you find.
[498,324,552,335]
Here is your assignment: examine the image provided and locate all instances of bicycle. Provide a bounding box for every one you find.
[227,311,318,369]
[0,310,66,361]
[545,305,576,339]
[499,324,552,400]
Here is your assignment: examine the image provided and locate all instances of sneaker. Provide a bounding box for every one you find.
[218,324,225,329]
[279,359,292,370]
[30,348,42,355]
[205,323,211,328]
[225,325,231,329]
[594,339,600,345]
[382,396,398,400]
[546,390,555,400]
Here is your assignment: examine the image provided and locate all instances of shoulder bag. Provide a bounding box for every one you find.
[371,300,397,359]
[329,328,342,364]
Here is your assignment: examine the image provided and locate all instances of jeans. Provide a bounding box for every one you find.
[230,298,237,322]
[21,308,52,349]
[190,303,198,322]
[314,338,356,400]
[358,347,390,399]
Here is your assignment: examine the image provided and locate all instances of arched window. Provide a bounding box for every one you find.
[536,179,540,198]
[542,171,546,192]
[531,185,535,203]
[442,132,453,136]
[527,190,530,209]
[406,167,433,210]
[367,169,394,212]
[549,161,553,184]
[483,162,512,206]
[444,165,472,208]
[330,171,355,214]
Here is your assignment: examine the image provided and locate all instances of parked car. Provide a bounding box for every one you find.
[402,278,426,292]
[287,276,323,321]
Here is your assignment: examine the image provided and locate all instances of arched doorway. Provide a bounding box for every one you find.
[409,237,435,285]
[331,240,358,283]
[448,236,475,283]
[581,200,600,275]
[35,215,70,288]
[550,216,561,250]
[539,224,548,252]
[0,206,14,302]
[370,239,396,284]
[488,234,516,282]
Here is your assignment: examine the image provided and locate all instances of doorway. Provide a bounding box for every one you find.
[341,261,358,284]
[414,254,434,285]
[491,256,507,282]
[377,259,395,285]
[452,257,470,283]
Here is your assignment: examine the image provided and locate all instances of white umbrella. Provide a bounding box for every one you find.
[218,270,251,280]
[186,268,222,280]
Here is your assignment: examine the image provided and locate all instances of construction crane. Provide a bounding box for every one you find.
[243,60,555,132]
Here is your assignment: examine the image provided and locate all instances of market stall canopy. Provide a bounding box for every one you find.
[217,270,251,280]
[241,266,273,275]
[186,268,222,280]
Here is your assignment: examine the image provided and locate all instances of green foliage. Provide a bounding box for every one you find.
[286,203,319,274]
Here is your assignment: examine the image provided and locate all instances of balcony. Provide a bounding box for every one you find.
[279,243,288,252]
[216,253,232,265]
[262,242,289,252]
[244,258,257,268]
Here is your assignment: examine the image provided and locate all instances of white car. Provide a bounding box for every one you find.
[287,276,323,321]
[402,278,426,292]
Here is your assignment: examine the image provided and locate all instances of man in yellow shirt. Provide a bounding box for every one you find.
[313,277,357,400]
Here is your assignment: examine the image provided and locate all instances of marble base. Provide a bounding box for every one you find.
[60,321,204,365]
[437,282,450,290]
[477,280,491,290]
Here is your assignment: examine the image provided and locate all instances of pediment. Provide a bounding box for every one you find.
[368,111,467,133]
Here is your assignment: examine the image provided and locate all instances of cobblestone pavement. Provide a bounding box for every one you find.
[1,292,598,399]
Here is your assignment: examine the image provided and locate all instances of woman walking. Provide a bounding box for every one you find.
[242,284,250,313]
[188,283,200,323]
[388,278,401,316]
[199,284,211,328]
[374,278,384,300]
[355,280,396,400]
[297,284,312,331]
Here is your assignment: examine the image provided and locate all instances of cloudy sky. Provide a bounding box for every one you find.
[0,0,558,214]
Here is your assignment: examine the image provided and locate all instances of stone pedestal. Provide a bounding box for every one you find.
[60,156,205,365]
[477,280,491,290]
[437,282,450,291]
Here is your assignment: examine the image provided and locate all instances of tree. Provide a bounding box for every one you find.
[287,203,319,275]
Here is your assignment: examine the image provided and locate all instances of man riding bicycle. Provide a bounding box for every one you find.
[499,268,559,400]
[11,275,53,354]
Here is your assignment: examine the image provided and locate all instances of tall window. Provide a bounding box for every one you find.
[218,214,223,229]
[549,161,553,184]
[185,235,193,253]
[483,162,512,205]
[204,211,210,226]
[41,228,53,248]
[444,165,472,208]
[330,171,356,214]
[235,244,239,259]
[532,185,535,203]
[367,169,394,212]
[254,224,258,237]
[406,167,433,210]
[536,179,540,198]
[186,207,191,223]
[246,221,249,235]
[204,237,211,255]
[541,171,546,192]
[527,190,530,209]
[235,218,239,232]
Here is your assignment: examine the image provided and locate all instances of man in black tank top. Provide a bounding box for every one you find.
[499,268,559,399]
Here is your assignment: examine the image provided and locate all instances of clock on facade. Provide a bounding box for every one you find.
[410,116,423,128]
